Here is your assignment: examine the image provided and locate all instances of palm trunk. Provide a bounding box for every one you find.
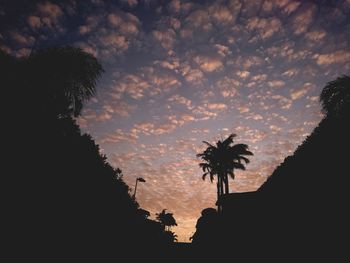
[224,174,229,195]
[217,175,224,213]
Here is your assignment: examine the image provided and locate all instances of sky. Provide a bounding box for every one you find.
[1,0,350,242]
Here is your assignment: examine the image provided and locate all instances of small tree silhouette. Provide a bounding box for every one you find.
[320,75,350,117]
[156,209,177,231]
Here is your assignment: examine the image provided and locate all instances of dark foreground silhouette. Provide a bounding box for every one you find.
[191,76,350,260]
[3,45,349,261]
[2,47,177,261]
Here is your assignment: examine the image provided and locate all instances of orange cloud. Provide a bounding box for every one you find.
[313,51,350,65]
[246,16,282,40]
[292,5,316,35]
[268,80,285,88]
[207,103,227,111]
[194,55,223,72]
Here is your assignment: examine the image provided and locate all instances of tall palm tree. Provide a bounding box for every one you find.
[320,75,350,117]
[197,134,253,212]
[24,46,104,118]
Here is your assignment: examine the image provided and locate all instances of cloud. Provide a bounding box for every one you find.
[152,29,176,50]
[100,128,138,144]
[185,9,210,29]
[167,0,193,14]
[76,10,141,57]
[0,43,11,54]
[305,30,326,41]
[215,77,239,97]
[192,106,217,120]
[181,64,205,85]
[194,55,223,72]
[106,11,140,35]
[271,95,293,109]
[237,106,250,113]
[290,83,314,100]
[268,80,285,88]
[283,1,301,15]
[292,4,316,35]
[102,34,129,51]
[246,113,263,121]
[27,2,64,31]
[133,122,155,135]
[152,124,177,135]
[208,4,234,24]
[282,68,299,77]
[119,0,138,8]
[207,103,227,111]
[154,59,180,71]
[269,125,282,132]
[251,74,267,82]
[10,31,35,46]
[148,73,182,95]
[102,102,136,118]
[111,152,137,169]
[246,16,282,40]
[236,70,250,79]
[111,67,181,100]
[168,114,196,126]
[214,44,230,57]
[242,56,263,69]
[313,51,350,65]
[168,95,192,109]
[112,74,149,99]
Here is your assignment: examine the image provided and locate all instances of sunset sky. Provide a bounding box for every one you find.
[2,0,350,241]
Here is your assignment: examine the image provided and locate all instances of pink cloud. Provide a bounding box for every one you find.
[152,29,176,50]
[194,55,223,72]
[268,80,285,88]
[313,50,350,65]
[292,5,316,35]
[207,103,227,111]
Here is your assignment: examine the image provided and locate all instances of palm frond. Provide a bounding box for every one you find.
[202,141,214,147]
[222,133,236,148]
[238,156,250,164]
[233,162,246,170]
[228,171,235,180]
[202,173,208,180]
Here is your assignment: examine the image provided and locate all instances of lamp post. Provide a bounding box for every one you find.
[133,177,146,199]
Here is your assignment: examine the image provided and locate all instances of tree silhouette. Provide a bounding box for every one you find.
[3,46,180,260]
[320,75,350,117]
[197,134,253,212]
[156,209,177,231]
[24,46,104,118]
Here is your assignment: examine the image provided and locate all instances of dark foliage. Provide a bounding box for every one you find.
[191,76,350,260]
[2,47,176,261]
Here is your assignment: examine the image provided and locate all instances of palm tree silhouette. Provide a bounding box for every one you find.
[25,46,104,118]
[320,75,350,117]
[156,209,177,231]
[197,134,253,212]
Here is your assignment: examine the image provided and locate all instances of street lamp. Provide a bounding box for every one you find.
[132,177,146,199]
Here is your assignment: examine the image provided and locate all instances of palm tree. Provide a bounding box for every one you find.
[156,209,177,231]
[24,46,104,118]
[197,134,253,212]
[320,75,350,117]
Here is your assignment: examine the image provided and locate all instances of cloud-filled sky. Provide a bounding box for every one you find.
[2,0,350,241]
